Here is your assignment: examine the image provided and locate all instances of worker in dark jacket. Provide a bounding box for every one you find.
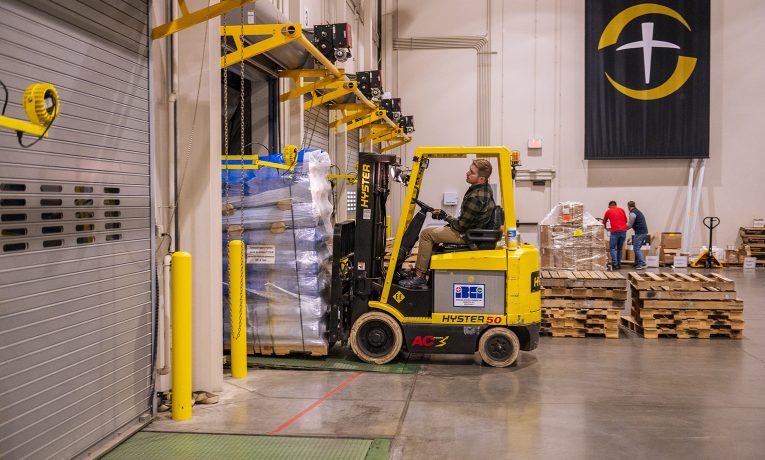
[627,200,649,269]
[400,159,495,289]
[603,200,628,270]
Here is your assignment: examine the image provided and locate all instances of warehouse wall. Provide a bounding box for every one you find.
[387,0,765,249]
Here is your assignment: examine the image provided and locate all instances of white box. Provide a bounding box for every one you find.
[753,219,765,228]
[645,255,660,268]
[743,257,758,269]
[673,255,688,268]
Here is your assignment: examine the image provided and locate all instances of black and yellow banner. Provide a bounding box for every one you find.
[585,1,709,159]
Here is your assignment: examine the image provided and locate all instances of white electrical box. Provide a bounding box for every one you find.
[443,192,458,206]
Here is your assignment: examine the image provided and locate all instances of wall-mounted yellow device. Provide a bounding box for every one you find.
[0,82,60,144]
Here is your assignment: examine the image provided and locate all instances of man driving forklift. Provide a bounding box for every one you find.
[400,159,496,289]
[328,147,540,368]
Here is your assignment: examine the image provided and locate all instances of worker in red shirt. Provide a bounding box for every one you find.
[603,200,628,270]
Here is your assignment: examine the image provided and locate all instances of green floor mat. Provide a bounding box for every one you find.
[236,346,422,374]
[104,432,388,460]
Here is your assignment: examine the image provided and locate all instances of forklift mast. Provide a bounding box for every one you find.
[351,153,396,320]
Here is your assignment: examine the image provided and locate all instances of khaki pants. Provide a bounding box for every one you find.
[415,226,465,273]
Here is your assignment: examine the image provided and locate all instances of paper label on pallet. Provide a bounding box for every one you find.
[743,257,757,269]
[673,255,688,268]
[246,245,276,264]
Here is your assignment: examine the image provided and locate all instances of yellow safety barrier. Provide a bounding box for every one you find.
[171,251,192,420]
[228,240,247,378]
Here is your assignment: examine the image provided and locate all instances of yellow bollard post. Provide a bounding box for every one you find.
[386,215,391,239]
[228,240,247,378]
[171,251,192,421]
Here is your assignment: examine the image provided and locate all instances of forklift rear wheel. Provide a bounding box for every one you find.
[478,328,520,367]
[349,311,403,365]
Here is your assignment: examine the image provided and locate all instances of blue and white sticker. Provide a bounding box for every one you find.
[453,284,485,308]
[507,228,517,243]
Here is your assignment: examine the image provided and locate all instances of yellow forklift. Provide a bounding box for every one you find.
[328,146,541,367]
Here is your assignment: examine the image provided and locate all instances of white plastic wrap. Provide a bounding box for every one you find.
[538,201,608,270]
[222,149,334,355]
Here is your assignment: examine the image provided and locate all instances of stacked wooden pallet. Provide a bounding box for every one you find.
[540,270,628,338]
[622,272,744,339]
[383,239,418,270]
[740,227,765,266]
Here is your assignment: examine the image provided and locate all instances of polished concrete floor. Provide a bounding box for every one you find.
[147,268,765,459]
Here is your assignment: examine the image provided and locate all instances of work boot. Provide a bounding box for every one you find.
[400,276,427,289]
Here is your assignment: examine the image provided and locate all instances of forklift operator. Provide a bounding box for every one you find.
[400,159,496,289]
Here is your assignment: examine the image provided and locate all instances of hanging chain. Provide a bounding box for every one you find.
[235,5,246,342]
[223,16,230,227]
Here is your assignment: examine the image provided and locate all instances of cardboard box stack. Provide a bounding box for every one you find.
[538,202,608,270]
[650,232,682,265]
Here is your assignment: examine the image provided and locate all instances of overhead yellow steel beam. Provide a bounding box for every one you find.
[304,82,356,109]
[380,136,412,152]
[218,22,406,133]
[330,107,374,128]
[369,128,404,145]
[221,24,301,68]
[279,71,345,102]
[360,125,394,143]
[153,0,254,40]
[347,110,386,131]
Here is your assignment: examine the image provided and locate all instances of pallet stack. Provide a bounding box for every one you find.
[622,272,744,339]
[540,270,628,338]
[740,227,765,266]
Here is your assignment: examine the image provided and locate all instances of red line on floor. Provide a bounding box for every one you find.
[269,371,363,434]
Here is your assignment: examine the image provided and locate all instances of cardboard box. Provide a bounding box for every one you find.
[540,248,555,268]
[662,248,680,265]
[560,203,584,225]
[661,232,682,249]
[539,225,553,248]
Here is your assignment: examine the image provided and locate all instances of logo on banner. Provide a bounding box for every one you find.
[453,284,485,308]
[598,4,696,100]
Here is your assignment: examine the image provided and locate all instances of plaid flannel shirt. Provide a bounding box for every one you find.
[446,183,495,234]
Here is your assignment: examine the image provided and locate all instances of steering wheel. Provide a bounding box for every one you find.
[413,199,435,213]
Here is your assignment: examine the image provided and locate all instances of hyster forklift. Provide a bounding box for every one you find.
[328,146,540,367]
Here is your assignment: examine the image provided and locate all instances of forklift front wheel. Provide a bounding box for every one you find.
[478,328,520,368]
[349,311,403,365]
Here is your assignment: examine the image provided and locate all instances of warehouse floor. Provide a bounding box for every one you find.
[144,268,765,459]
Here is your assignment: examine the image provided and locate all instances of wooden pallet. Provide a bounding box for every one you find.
[620,315,743,339]
[542,287,628,300]
[632,297,744,310]
[540,270,628,288]
[543,298,626,309]
[629,272,735,291]
[740,227,765,237]
[543,307,622,320]
[541,326,619,339]
[631,307,744,321]
[634,287,737,301]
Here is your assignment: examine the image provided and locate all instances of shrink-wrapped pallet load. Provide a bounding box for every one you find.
[538,201,608,271]
[222,149,333,355]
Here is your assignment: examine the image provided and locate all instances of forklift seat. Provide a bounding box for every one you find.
[439,206,504,252]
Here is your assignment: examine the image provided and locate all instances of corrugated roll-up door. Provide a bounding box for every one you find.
[347,126,360,171]
[0,1,152,459]
[303,103,330,151]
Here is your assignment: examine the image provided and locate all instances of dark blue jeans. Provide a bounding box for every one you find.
[610,230,626,269]
[633,233,648,266]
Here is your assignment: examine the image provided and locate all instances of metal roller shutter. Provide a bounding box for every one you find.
[303,103,330,151]
[347,127,360,171]
[0,1,152,458]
